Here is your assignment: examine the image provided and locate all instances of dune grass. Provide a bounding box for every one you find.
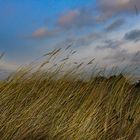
[0,48,140,140]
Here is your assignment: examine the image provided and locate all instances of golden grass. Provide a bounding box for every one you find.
[0,48,140,140]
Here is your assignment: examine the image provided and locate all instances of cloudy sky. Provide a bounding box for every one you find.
[0,0,140,76]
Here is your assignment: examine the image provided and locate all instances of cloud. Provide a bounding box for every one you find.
[0,60,19,80]
[103,49,127,62]
[58,10,79,28]
[58,8,95,29]
[71,36,140,74]
[53,32,103,49]
[97,40,123,49]
[31,27,58,39]
[73,32,103,47]
[97,0,140,20]
[0,60,18,79]
[105,19,125,31]
[0,61,18,71]
[124,29,140,41]
[120,40,140,53]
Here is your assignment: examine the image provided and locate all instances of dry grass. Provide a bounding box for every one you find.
[0,48,140,140]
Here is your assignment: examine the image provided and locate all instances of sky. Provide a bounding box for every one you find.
[0,0,140,78]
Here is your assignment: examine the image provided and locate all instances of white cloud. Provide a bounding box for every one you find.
[31,27,58,39]
[0,61,18,71]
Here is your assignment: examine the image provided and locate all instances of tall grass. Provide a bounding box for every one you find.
[0,48,140,140]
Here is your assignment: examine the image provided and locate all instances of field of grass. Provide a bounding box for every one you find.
[0,49,140,140]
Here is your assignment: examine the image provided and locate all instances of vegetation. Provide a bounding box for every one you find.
[0,48,140,140]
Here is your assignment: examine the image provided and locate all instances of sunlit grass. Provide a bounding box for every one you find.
[0,48,140,140]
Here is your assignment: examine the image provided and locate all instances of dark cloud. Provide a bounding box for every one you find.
[131,51,140,62]
[97,0,140,20]
[105,19,125,31]
[124,29,140,42]
[104,49,128,62]
[74,33,102,47]
[105,49,140,66]
[53,32,102,49]
[97,40,123,49]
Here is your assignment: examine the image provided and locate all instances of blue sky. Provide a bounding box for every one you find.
[0,0,140,76]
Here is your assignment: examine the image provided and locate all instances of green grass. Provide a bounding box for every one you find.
[0,49,140,140]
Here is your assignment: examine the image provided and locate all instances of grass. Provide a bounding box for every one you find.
[0,48,140,140]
